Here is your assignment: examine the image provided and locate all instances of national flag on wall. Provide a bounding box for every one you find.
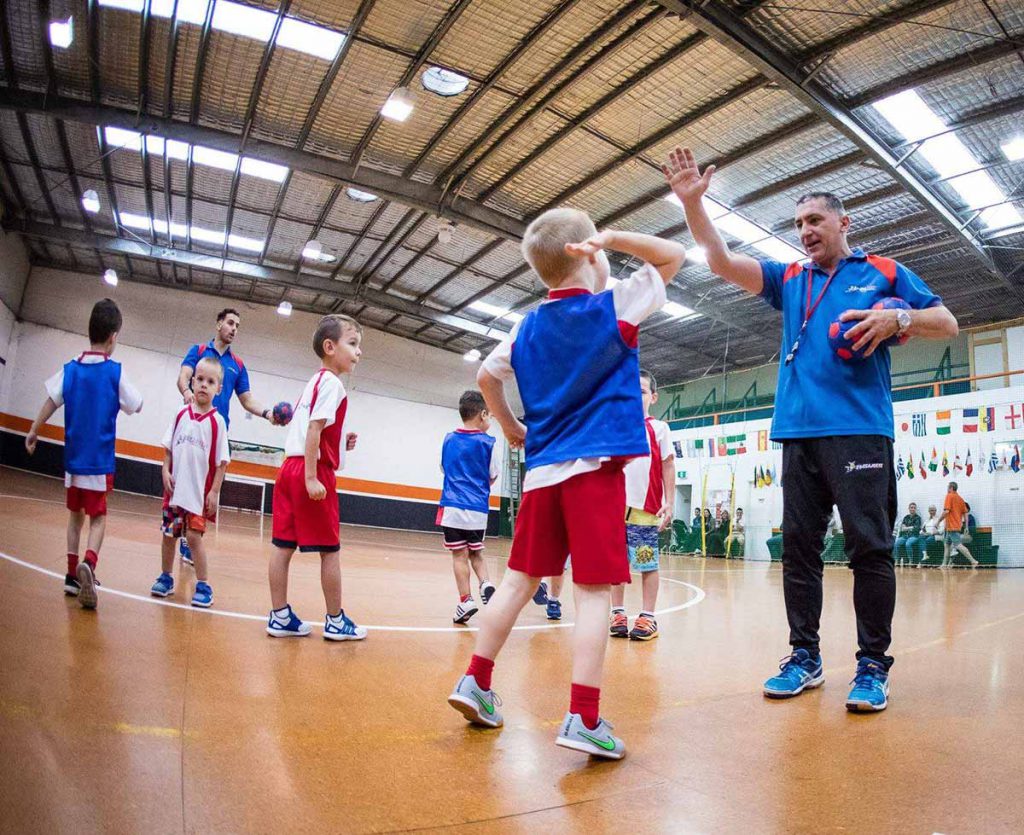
[962,408,978,433]
[912,413,927,436]
[919,452,927,479]
[755,466,764,488]
[989,449,998,473]
[725,434,747,455]
[757,430,768,451]
[929,447,939,472]
[1007,405,1023,431]
[906,452,914,479]
[718,437,727,456]
[981,407,996,432]
[674,441,684,458]
[708,438,715,458]
[765,465,775,486]
[965,448,973,477]
[936,410,951,435]
[771,440,783,450]
[897,417,912,436]
[1002,451,1009,470]
[1012,446,1022,474]
[953,452,963,473]
[941,450,949,477]
[896,454,905,480]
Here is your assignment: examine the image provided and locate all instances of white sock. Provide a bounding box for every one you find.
[639,610,655,619]
[548,596,559,603]
[611,606,625,614]
[273,605,291,617]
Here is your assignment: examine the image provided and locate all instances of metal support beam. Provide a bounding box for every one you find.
[8,221,506,340]
[0,89,526,242]
[654,1,1004,287]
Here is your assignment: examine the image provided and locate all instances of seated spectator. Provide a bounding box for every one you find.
[919,505,944,566]
[725,507,745,557]
[893,502,923,566]
[709,510,728,557]
[962,502,978,546]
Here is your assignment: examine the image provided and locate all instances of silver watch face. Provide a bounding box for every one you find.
[897,310,911,332]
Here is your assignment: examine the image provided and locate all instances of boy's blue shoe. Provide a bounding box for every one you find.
[532,581,548,605]
[763,648,824,698]
[150,572,175,598]
[546,599,562,620]
[191,581,213,608]
[179,537,193,566]
[266,605,312,637]
[323,610,368,641]
[846,659,889,712]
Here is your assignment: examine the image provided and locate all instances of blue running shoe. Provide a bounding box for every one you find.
[179,537,193,566]
[532,581,548,605]
[191,581,213,608]
[323,610,368,641]
[266,605,312,637]
[846,659,889,712]
[150,572,174,598]
[763,648,824,698]
[546,599,562,620]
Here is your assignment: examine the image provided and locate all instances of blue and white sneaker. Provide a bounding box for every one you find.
[846,659,889,712]
[191,581,213,608]
[448,674,503,728]
[480,582,496,605]
[266,605,312,637]
[323,610,368,641]
[763,648,824,698]
[546,599,562,620]
[555,713,626,760]
[179,537,193,566]
[533,581,549,605]
[150,572,175,598]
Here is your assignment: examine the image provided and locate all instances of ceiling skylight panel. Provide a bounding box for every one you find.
[104,126,143,151]
[663,301,696,319]
[211,0,276,40]
[752,237,805,263]
[980,203,1023,231]
[715,213,767,244]
[278,18,344,60]
[1003,137,1024,162]
[240,157,288,182]
[192,145,240,172]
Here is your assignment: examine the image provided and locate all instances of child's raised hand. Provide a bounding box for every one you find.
[564,230,612,259]
[306,477,327,502]
[662,146,714,203]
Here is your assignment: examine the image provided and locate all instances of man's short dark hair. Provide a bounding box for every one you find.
[640,368,657,394]
[949,482,958,491]
[313,314,362,358]
[796,192,845,215]
[216,308,240,323]
[89,298,122,344]
[459,390,487,421]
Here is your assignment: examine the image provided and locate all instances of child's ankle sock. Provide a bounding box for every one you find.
[611,606,625,615]
[466,654,494,690]
[570,683,601,730]
[460,593,472,603]
[67,553,79,574]
[84,550,98,570]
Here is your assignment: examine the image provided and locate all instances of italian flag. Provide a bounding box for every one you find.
[936,410,951,435]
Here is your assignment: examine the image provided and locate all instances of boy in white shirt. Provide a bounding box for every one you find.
[150,356,229,608]
[610,369,674,641]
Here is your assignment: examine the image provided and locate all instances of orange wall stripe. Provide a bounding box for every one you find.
[1,412,500,508]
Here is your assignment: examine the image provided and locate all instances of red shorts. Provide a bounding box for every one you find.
[508,461,630,585]
[66,474,114,517]
[272,457,340,553]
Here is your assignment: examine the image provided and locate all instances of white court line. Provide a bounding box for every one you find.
[0,550,705,634]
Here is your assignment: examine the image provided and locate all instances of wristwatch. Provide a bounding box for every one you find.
[895,309,911,336]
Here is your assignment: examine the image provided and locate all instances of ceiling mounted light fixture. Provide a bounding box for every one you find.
[437,217,453,244]
[381,87,414,122]
[81,189,100,213]
[103,268,118,286]
[277,301,293,317]
[346,187,378,203]
[463,348,481,362]
[49,17,74,48]
[422,67,469,97]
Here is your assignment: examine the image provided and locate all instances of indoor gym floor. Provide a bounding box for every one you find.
[1,467,1022,834]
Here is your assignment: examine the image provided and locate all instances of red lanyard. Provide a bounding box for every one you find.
[785,262,844,365]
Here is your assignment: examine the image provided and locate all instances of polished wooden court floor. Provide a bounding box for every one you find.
[1,467,1023,834]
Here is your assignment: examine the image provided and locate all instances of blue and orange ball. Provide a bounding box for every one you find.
[272,401,294,425]
[828,297,910,361]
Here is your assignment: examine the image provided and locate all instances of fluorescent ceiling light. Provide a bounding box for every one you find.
[686,247,706,264]
[663,301,695,319]
[468,300,523,324]
[752,237,805,263]
[103,268,118,286]
[98,0,343,60]
[381,88,414,122]
[277,301,293,316]
[874,90,1022,230]
[81,190,100,213]
[463,349,481,362]
[104,126,287,182]
[49,18,74,48]
[504,311,524,324]
[346,187,378,202]
[716,212,767,245]
[117,212,264,252]
[1002,136,1024,162]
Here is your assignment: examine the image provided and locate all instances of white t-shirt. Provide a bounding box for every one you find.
[162,406,230,516]
[624,418,673,510]
[481,263,667,492]
[284,370,347,465]
[439,442,500,530]
[45,353,144,490]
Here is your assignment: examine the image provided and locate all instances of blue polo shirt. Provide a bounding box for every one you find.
[181,340,250,427]
[760,248,941,441]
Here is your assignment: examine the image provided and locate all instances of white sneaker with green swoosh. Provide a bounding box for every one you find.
[555,713,626,760]
[448,675,503,728]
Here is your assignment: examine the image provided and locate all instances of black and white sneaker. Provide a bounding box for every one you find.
[453,599,478,624]
[480,582,496,605]
[64,573,80,596]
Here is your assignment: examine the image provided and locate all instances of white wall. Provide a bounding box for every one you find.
[2,266,507,501]
[669,385,1024,564]
[0,230,29,402]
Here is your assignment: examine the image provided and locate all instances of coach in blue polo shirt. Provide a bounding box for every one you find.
[177,307,280,428]
[664,147,958,712]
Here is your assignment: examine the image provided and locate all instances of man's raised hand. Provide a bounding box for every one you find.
[662,146,715,204]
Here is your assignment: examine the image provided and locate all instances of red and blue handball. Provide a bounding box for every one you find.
[828,297,911,361]
[272,401,294,425]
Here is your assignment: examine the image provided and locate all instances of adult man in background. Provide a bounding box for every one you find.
[893,502,923,566]
[664,146,959,712]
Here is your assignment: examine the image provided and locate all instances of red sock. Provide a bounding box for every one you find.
[466,654,494,690]
[84,550,98,570]
[67,553,79,574]
[460,593,471,603]
[570,683,601,730]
